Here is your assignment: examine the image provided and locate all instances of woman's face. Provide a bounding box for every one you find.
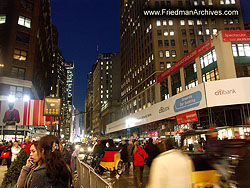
[30,145,40,163]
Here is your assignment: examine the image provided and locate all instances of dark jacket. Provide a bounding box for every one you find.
[30,164,69,188]
[119,143,128,162]
[93,143,105,157]
[145,142,159,167]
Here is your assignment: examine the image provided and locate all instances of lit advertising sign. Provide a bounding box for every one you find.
[221,30,250,42]
[176,110,198,125]
[157,38,211,83]
[43,97,61,116]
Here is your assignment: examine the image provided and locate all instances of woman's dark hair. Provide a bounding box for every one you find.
[38,135,71,185]
[31,141,39,150]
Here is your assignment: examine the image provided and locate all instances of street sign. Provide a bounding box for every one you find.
[43,97,61,116]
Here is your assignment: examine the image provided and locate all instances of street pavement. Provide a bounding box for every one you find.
[0,165,7,186]
[112,165,150,188]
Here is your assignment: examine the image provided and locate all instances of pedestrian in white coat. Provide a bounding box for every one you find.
[147,138,194,188]
[11,141,21,162]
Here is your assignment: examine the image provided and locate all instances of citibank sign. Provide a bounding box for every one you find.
[159,106,170,114]
[214,89,236,96]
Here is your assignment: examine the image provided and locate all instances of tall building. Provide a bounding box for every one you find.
[0,0,54,100]
[51,25,70,140]
[84,71,94,135]
[92,53,121,136]
[120,0,244,118]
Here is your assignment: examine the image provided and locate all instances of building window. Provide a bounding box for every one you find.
[178,0,183,6]
[206,29,210,35]
[156,20,161,26]
[0,15,6,24]
[171,40,175,46]
[181,29,186,36]
[169,29,174,36]
[159,50,164,58]
[211,19,216,25]
[13,49,28,61]
[163,29,168,36]
[197,20,202,25]
[158,40,163,47]
[166,62,171,68]
[160,62,165,69]
[163,20,167,26]
[20,0,33,12]
[169,20,173,25]
[172,50,176,57]
[189,29,194,35]
[16,31,30,44]
[232,43,250,57]
[18,16,31,28]
[164,40,169,46]
[188,20,194,25]
[157,30,162,36]
[184,50,189,55]
[213,28,218,35]
[183,39,188,46]
[10,67,25,79]
[10,86,24,99]
[208,0,213,5]
[180,20,185,25]
[200,49,217,68]
[202,68,219,82]
[191,39,196,46]
[165,50,170,57]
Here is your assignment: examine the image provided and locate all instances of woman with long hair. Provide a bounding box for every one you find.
[17,141,40,188]
[29,135,72,188]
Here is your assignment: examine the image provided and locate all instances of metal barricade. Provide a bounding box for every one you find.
[77,158,113,188]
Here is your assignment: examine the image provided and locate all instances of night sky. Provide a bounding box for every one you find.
[50,0,250,112]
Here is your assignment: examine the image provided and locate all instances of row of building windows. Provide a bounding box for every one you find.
[232,43,250,57]
[159,50,176,58]
[200,49,217,69]
[0,15,31,28]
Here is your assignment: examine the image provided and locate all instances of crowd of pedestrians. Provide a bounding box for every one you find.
[0,135,78,188]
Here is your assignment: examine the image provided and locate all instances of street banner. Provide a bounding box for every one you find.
[221,30,250,42]
[157,38,211,83]
[176,110,198,125]
[0,100,56,126]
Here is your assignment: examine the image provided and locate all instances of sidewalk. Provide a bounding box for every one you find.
[0,165,7,185]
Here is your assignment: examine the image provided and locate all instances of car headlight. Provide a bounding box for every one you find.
[88,147,92,152]
[80,148,84,152]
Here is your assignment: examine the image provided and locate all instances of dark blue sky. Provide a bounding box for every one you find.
[50,0,250,112]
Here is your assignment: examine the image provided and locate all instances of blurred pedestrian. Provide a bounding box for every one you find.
[11,140,21,162]
[17,141,40,188]
[72,144,79,172]
[60,142,71,167]
[147,138,193,188]
[145,138,159,168]
[0,140,7,165]
[119,140,128,166]
[28,135,72,188]
[133,140,148,188]
[235,133,250,187]
[156,138,166,153]
[127,139,134,168]
[2,141,12,168]
[21,138,31,155]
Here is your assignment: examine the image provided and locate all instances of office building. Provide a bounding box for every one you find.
[120,0,244,118]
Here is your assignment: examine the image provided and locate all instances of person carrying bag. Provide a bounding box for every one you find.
[133,141,148,188]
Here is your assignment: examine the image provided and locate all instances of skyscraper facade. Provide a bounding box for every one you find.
[0,0,54,100]
[120,0,244,118]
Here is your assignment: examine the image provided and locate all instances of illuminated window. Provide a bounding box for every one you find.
[180,20,185,25]
[13,49,27,61]
[197,20,202,25]
[156,20,161,26]
[159,50,164,58]
[162,20,167,26]
[206,29,210,35]
[169,20,173,25]
[165,50,170,57]
[166,62,171,68]
[188,20,194,25]
[0,15,6,24]
[163,29,168,36]
[18,16,31,28]
[208,0,213,5]
[169,29,174,36]
[172,50,176,57]
[213,28,218,35]
[220,0,224,4]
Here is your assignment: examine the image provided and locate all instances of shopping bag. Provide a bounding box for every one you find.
[1,151,10,158]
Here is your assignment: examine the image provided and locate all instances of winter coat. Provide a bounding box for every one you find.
[29,164,69,188]
[17,165,37,188]
[93,143,105,157]
[133,146,148,166]
[11,146,21,162]
[119,144,128,162]
[21,143,31,155]
[145,143,159,167]
[147,149,194,188]
[157,142,166,153]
